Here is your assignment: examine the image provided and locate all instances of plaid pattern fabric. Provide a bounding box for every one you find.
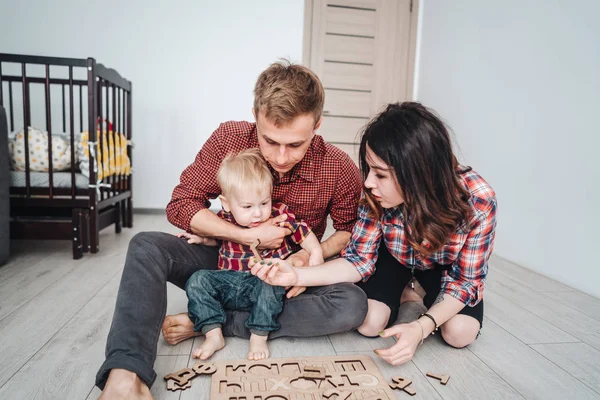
[166,121,362,240]
[341,168,497,307]
[217,202,311,271]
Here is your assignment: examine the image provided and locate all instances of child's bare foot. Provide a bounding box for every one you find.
[192,328,225,360]
[162,313,201,345]
[248,333,270,360]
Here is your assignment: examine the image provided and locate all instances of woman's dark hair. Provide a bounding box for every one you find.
[359,102,472,256]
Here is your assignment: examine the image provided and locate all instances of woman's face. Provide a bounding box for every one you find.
[364,145,404,208]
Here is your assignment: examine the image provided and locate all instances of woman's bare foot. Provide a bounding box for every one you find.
[99,369,153,400]
[248,333,270,360]
[192,328,225,360]
[162,313,202,345]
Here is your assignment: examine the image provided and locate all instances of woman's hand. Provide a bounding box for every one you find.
[374,321,423,365]
[249,258,298,287]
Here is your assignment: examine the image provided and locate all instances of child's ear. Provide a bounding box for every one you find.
[219,195,231,212]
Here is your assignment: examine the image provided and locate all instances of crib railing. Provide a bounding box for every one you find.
[0,53,131,201]
[0,53,133,257]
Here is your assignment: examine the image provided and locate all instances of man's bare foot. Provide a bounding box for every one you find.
[192,328,225,360]
[99,369,153,400]
[248,333,270,360]
[162,313,201,345]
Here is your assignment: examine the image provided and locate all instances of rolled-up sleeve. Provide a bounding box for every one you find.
[340,203,382,281]
[166,129,224,231]
[441,198,497,306]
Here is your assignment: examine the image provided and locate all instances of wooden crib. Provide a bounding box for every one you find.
[0,53,133,259]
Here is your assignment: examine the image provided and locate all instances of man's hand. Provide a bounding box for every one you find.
[374,322,423,366]
[282,250,311,298]
[285,285,306,298]
[286,249,310,267]
[176,232,219,246]
[247,214,292,249]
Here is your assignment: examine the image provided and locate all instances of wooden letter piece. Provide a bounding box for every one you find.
[166,379,192,391]
[192,362,217,376]
[426,372,450,385]
[390,376,416,396]
[250,239,262,260]
[164,368,195,386]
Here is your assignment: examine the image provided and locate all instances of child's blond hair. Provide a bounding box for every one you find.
[217,148,273,199]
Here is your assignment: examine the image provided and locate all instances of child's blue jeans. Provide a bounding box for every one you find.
[185,269,286,336]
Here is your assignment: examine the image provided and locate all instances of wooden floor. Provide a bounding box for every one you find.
[0,213,599,399]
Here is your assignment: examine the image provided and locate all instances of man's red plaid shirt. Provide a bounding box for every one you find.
[166,121,362,241]
[341,167,497,307]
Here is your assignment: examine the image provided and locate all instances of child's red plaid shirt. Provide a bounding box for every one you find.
[217,202,311,271]
[341,168,497,307]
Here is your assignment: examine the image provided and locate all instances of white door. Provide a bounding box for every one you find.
[304,0,418,164]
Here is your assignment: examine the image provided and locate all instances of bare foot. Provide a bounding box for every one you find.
[248,333,270,360]
[99,369,153,400]
[162,313,201,345]
[192,328,225,360]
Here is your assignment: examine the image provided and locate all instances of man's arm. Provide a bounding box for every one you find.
[325,149,363,258]
[320,230,351,259]
[190,209,247,242]
[190,209,291,248]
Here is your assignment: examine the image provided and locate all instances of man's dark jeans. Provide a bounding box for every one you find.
[186,269,286,335]
[95,232,368,389]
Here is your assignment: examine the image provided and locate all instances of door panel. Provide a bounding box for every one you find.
[322,62,373,91]
[325,6,376,37]
[324,35,374,64]
[319,115,369,144]
[323,90,371,118]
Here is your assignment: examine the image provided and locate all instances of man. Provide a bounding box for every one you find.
[97,60,367,399]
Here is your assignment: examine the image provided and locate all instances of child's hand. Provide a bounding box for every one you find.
[176,232,218,246]
[308,252,324,267]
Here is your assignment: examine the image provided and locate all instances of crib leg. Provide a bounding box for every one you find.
[82,209,90,253]
[72,209,84,260]
[115,202,122,234]
[120,200,127,229]
[127,197,133,228]
[90,206,99,253]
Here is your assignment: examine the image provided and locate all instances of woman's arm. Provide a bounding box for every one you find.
[249,256,362,287]
[375,295,466,366]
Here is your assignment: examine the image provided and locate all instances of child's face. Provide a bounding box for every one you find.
[225,189,273,228]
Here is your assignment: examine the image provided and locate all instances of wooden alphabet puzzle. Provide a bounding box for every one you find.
[210,354,395,400]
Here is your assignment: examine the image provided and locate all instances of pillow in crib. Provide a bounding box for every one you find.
[8,127,76,172]
[78,130,131,179]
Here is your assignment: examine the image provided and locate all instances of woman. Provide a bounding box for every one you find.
[250,102,497,366]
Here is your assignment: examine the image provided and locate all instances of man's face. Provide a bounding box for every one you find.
[255,111,319,177]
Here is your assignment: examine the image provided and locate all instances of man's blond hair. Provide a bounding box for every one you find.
[253,59,324,127]
[217,148,273,199]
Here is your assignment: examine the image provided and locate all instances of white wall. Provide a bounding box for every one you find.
[0,0,304,209]
[416,0,600,297]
